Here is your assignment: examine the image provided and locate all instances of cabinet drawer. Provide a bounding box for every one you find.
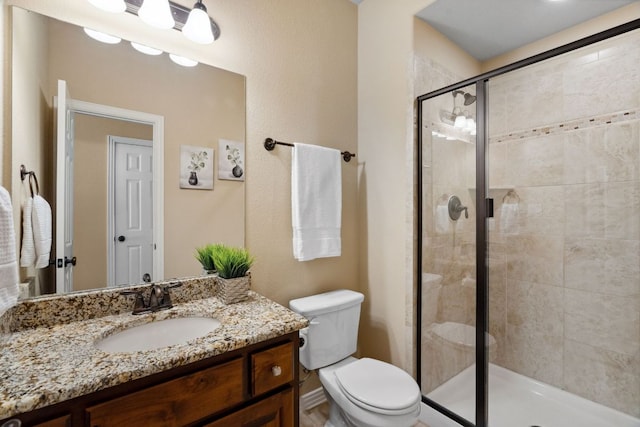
[33,415,70,427]
[251,342,294,396]
[87,358,243,427]
[203,388,294,427]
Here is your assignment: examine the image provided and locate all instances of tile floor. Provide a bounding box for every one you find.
[300,402,430,427]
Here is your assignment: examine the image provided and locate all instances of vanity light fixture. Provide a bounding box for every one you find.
[183,0,214,44]
[169,53,198,67]
[131,42,163,55]
[138,0,175,29]
[88,0,126,13]
[87,0,221,42]
[83,28,122,44]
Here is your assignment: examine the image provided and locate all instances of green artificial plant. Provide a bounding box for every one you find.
[211,245,254,279]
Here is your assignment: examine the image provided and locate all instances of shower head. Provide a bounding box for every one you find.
[463,93,476,105]
[452,90,476,106]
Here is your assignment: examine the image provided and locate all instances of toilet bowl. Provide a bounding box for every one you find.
[290,290,421,427]
[422,321,497,393]
[319,357,421,427]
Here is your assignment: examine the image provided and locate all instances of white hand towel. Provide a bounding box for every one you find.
[435,204,449,234]
[500,203,519,235]
[20,197,35,267]
[0,186,19,317]
[292,143,341,261]
[32,195,52,269]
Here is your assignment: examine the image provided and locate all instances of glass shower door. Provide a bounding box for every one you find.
[419,84,478,426]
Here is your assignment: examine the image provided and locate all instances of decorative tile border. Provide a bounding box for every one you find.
[490,110,638,143]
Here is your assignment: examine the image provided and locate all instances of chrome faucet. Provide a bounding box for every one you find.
[120,281,183,315]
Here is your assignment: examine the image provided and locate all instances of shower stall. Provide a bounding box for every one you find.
[417,20,640,427]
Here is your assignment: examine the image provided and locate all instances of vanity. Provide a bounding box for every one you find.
[0,277,308,426]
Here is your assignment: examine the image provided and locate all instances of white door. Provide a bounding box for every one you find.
[112,137,153,286]
[55,80,75,293]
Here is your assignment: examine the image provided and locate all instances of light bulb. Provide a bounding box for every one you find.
[465,117,476,133]
[88,0,126,13]
[139,0,175,30]
[169,54,198,67]
[183,1,214,44]
[84,28,121,44]
[131,42,163,55]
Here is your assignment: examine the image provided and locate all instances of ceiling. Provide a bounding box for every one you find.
[416,0,638,61]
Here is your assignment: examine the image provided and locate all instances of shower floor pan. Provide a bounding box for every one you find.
[420,363,639,427]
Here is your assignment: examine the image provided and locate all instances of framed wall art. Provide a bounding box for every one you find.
[218,139,245,181]
[180,145,214,190]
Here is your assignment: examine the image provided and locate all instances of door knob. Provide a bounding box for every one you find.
[64,256,77,266]
[117,235,126,242]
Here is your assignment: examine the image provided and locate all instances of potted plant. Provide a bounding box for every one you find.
[211,245,254,304]
[195,243,224,275]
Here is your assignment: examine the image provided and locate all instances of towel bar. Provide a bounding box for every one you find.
[264,138,356,162]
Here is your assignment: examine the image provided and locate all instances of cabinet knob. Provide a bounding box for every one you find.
[271,365,282,377]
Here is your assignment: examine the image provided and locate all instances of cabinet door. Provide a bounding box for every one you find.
[203,388,294,427]
[86,358,243,427]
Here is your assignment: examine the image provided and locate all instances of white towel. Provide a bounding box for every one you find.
[32,195,52,268]
[500,203,519,235]
[435,204,449,234]
[20,197,35,267]
[0,186,19,317]
[291,143,341,261]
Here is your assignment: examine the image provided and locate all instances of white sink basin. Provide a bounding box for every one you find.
[95,317,221,353]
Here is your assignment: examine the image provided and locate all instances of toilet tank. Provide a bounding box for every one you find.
[289,290,364,370]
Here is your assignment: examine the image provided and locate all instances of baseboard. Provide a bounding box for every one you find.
[300,387,327,411]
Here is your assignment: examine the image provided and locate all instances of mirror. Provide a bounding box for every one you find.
[9,7,246,297]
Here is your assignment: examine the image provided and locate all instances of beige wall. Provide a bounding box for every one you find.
[3,0,358,393]
[73,115,152,291]
[10,8,53,291]
[357,0,434,373]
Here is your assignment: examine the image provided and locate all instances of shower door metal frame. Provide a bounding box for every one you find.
[416,17,640,427]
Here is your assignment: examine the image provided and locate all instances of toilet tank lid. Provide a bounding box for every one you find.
[289,290,364,317]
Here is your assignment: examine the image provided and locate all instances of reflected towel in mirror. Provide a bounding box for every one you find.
[20,195,52,269]
[0,186,19,316]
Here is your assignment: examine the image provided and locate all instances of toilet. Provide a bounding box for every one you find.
[421,273,498,393]
[289,290,421,427]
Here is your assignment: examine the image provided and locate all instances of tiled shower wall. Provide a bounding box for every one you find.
[487,30,640,417]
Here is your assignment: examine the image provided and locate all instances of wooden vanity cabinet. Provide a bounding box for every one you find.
[2,332,299,427]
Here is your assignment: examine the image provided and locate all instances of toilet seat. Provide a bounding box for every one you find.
[334,358,421,415]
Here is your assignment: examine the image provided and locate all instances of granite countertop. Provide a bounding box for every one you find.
[0,278,308,419]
